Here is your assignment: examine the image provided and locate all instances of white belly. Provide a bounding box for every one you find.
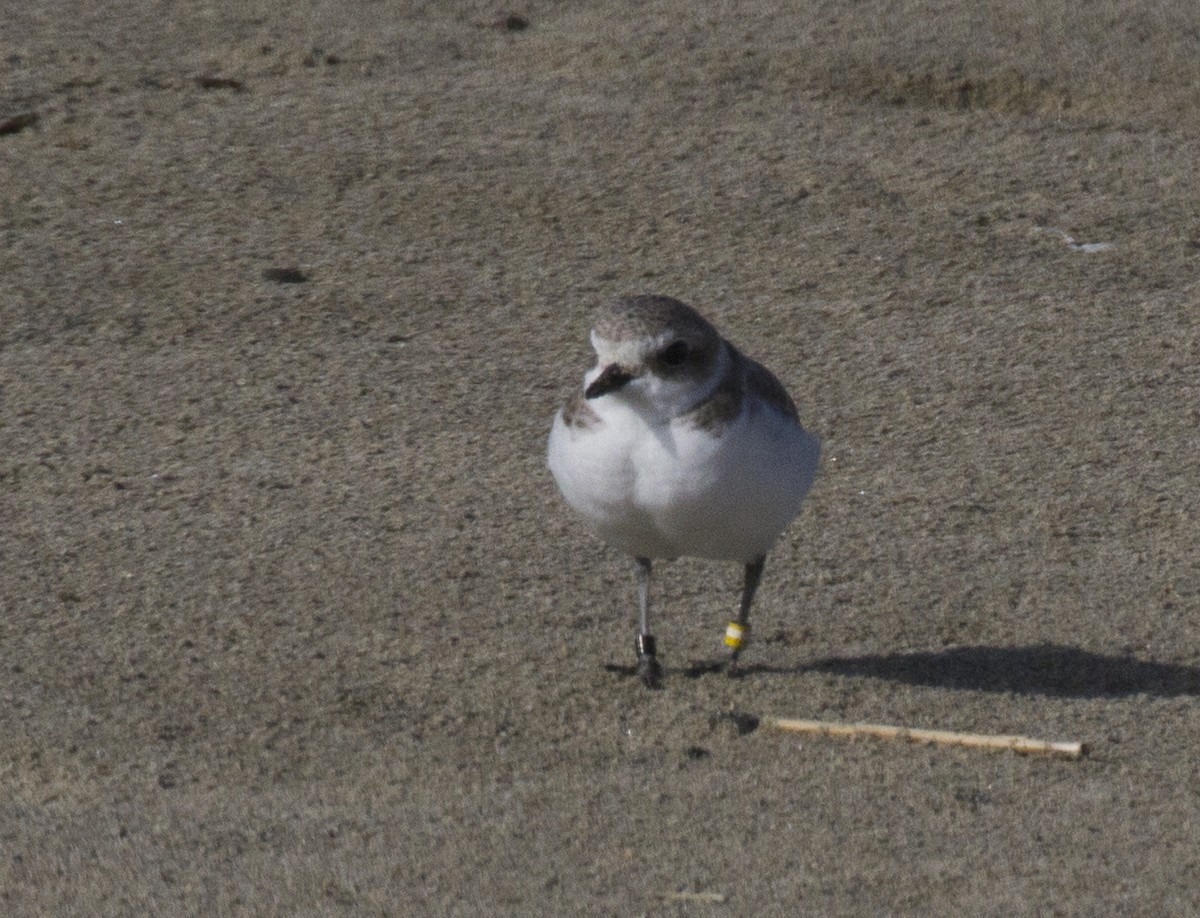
[547,402,819,562]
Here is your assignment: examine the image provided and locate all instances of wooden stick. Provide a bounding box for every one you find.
[762,716,1086,760]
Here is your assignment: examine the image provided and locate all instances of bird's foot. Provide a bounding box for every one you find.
[636,633,662,689]
[637,653,663,688]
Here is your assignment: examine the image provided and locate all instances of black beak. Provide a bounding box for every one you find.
[585,364,635,399]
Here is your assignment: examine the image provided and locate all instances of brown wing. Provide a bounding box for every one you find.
[680,345,800,431]
[742,353,799,421]
[560,391,602,430]
[680,347,744,433]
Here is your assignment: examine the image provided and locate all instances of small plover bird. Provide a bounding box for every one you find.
[547,294,820,687]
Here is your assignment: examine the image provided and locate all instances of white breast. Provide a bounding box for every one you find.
[548,397,819,562]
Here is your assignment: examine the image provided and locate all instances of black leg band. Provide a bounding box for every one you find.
[636,633,657,657]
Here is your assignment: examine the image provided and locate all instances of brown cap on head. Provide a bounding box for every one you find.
[592,295,719,344]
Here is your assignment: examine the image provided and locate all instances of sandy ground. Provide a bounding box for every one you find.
[5,1,1200,913]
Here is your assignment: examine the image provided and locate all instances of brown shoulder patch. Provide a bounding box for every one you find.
[561,391,602,430]
[677,344,800,433]
[743,354,799,421]
[681,347,744,433]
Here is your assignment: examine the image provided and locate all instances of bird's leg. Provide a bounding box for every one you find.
[724,555,765,676]
[634,556,662,688]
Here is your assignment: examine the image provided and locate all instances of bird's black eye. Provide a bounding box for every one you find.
[659,340,690,367]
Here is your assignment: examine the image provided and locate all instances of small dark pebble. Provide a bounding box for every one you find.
[684,746,712,760]
[496,14,530,31]
[726,711,761,736]
[301,48,342,68]
[0,111,38,136]
[262,267,309,284]
[195,75,246,92]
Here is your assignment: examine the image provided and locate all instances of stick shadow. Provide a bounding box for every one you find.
[806,643,1200,699]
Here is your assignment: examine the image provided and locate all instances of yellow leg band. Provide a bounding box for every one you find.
[724,622,746,649]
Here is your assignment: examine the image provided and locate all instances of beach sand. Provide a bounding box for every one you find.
[4,1,1200,912]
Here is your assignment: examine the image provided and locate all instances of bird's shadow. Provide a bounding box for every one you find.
[607,643,1200,699]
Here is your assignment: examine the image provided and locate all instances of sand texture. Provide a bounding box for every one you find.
[5,1,1200,913]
